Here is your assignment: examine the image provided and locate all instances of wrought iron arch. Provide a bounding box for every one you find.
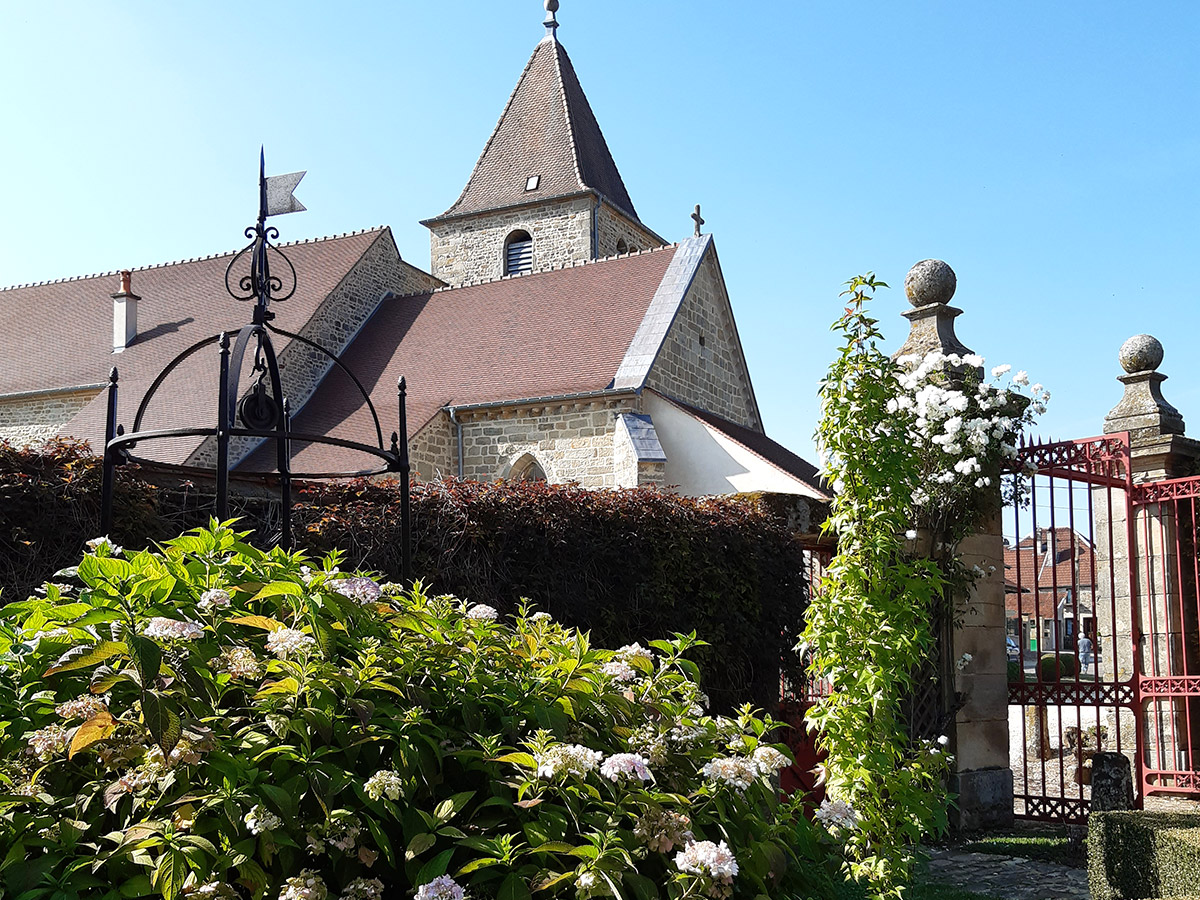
[100,152,412,578]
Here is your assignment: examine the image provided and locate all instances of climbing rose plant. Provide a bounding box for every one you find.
[801,275,1046,899]
[0,521,839,900]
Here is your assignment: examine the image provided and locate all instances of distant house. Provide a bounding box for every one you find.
[1004,528,1096,653]
[0,7,827,503]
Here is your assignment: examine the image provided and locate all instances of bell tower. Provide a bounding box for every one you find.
[420,1,664,287]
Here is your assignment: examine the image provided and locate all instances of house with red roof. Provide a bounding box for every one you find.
[1004,527,1096,655]
[0,5,827,504]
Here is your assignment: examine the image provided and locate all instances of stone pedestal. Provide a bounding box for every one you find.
[1090,752,1135,812]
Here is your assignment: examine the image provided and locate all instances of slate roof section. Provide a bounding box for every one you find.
[427,36,639,223]
[251,246,680,474]
[0,228,389,463]
[657,392,830,499]
[613,235,710,390]
[618,413,667,463]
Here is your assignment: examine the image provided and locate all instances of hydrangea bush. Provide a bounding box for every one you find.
[0,521,836,900]
[801,275,1046,898]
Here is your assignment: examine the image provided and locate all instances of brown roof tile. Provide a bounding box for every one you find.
[0,229,387,463]
[251,247,679,474]
[428,37,638,223]
[1004,528,1095,617]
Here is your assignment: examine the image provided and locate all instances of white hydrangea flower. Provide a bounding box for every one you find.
[617,643,653,663]
[25,724,69,762]
[331,576,383,606]
[217,646,262,679]
[364,769,404,801]
[701,756,759,791]
[415,876,465,900]
[279,870,327,900]
[142,617,204,642]
[600,752,652,782]
[55,694,107,721]
[751,745,790,774]
[675,839,739,885]
[536,744,603,779]
[635,808,693,853]
[465,604,498,621]
[814,797,860,831]
[86,536,123,555]
[904,529,918,541]
[601,660,638,682]
[198,588,231,612]
[340,878,385,900]
[266,628,316,658]
[244,804,282,834]
[529,611,552,622]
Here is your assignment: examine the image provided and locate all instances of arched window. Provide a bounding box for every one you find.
[615,239,628,255]
[504,230,533,275]
[508,453,547,482]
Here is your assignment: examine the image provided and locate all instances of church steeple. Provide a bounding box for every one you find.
[421,3,662,286]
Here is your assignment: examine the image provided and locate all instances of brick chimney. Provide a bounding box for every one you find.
[111,269,139,353]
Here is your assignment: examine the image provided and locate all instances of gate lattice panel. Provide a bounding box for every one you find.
[1005,434,1141,822]
[1007,432,1200,822]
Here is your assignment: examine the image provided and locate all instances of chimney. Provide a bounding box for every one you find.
[111,270,139,353]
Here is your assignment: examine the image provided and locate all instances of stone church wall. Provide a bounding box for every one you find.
[190,230,432,468]
[644,251,760,430]
[456,398,640,488]
[596,202,665,257]
[0,388,101,447]
[428,197,595,287]
[409,411,454,481]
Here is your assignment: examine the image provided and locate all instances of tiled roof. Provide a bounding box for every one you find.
[656,393,831,499]
[1004,528,1095,617]
[0,229,388,463]
[250,246,680,474]
[428,36,638,223]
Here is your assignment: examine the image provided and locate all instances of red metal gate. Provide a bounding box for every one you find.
[1007,432,1200,822]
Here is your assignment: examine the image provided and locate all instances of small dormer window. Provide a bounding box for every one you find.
[525,175,540,191]
[615,239,628,255]
[505,230,534,275]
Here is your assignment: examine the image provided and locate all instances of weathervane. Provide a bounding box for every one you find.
[100,151,413,577]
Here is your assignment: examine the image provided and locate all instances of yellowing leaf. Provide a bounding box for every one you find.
[226,615,285,632]
[68,710,116,759]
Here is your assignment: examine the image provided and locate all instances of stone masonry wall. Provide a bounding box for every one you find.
[596,202,665,257]
[428,197,595,287]
[457,398,641,488]
[409,411,454,481]
[191,230,440,468]
[0,389,101,446]
[644,251,761,430]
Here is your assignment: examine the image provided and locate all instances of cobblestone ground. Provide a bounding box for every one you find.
[925,848,1090,900]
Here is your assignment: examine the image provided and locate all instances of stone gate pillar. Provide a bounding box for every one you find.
[1101,336,1200,789]
[896,259,1013,830]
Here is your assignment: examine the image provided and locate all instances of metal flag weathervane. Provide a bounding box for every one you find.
[99,151,413,578]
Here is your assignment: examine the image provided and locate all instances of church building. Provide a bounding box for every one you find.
[0,3,826,503]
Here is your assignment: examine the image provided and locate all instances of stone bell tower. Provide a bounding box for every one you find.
[420,1,664,287]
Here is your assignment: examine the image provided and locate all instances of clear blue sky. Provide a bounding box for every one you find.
[2,2,1197,461]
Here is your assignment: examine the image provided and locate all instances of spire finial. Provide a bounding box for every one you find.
[543,0,559,38]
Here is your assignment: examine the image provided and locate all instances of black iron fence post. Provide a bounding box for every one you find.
[100,367,119,536]
[216,333,231,520]
[398,376,412,583]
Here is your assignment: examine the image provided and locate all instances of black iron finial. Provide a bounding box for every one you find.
[109,366,119,384]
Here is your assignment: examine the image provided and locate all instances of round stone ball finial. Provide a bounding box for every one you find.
[1119,334,1164,374]
[545,0,559,12]
[904,259,957,308]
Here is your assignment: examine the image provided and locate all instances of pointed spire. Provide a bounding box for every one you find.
[424,18,640,225]
[543,0,560,39]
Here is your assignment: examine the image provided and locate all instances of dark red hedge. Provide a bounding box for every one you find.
[0,441,811,711]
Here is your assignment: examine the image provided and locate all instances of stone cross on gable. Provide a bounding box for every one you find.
[692,204,704,237]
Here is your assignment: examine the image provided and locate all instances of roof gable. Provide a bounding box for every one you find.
[257,246,680,474]
[429,37,638,223]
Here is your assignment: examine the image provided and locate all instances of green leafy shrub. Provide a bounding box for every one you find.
[1038,653,1077,682]
[0,522,836,900]
[1006,660,1022,683]
[1087,811,1200,900]
[0,443,814,713]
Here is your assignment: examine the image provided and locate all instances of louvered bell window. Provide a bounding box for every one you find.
[505,231,533,275]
